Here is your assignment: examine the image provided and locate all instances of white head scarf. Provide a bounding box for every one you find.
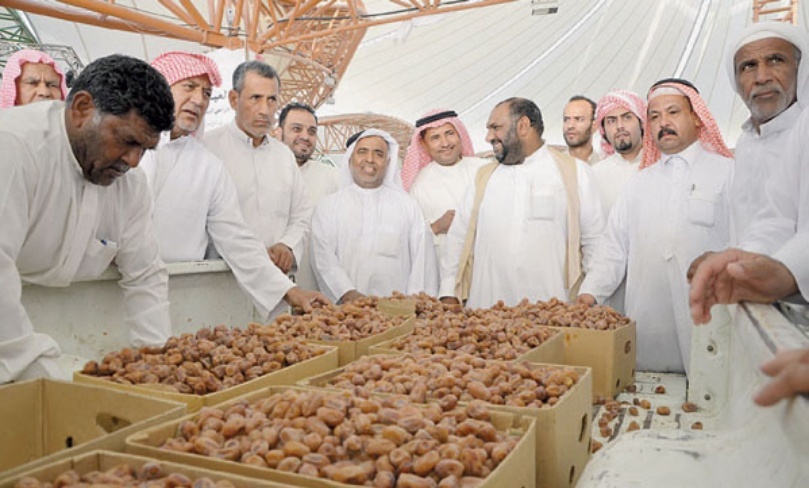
[339,128,403,191]
[726,21,809,109]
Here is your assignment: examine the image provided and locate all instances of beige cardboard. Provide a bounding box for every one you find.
[307,316,415,366]
[367,325,564,363]
[301,360,591,488]
[0,450,299,487]
[126,385,536,488]
[72,346,338,413]
[548,322,636,399]
[0,379,185,481]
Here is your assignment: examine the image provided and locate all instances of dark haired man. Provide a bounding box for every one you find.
[204,61,313,300]
[562,95,602,165]
[0,54,175,382]
[440,97,604,308]
[276,102,339,292]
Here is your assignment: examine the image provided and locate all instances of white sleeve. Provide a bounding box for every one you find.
[774,232,809,302]
[279,160,314,270]
[406,202,440,296]
[310,199,355,302]
[206,164,294,320]
[739,112,804,254]
[576,162,607,272]
[114,176,172,347]
[0,135,61,382]
[579,189,630,303]
[438,184,474,298]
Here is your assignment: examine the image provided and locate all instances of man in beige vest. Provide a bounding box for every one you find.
[439,97,605,308]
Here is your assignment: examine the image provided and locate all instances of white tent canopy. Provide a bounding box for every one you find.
[21,0,809,151]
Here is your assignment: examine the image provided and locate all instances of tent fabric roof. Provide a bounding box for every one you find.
[22,0,809,151]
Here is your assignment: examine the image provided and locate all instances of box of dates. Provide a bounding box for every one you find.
[0,379,185,481]
[126,385,537,488]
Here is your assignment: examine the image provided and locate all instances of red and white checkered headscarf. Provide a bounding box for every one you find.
[0,49,68,108]
[401,109,475,191]
[641,81,733,169]
[150,51,222,89]
[595,90,647,156]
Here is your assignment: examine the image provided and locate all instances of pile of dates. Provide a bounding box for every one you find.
[81,324,327,394]
[161,389,521,487]
[325,352,580,408]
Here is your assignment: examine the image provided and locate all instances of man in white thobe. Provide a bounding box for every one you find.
[311,129,439,303]
[591,90,647,213]
[579,79,735,375]
[204,61,312,280]
[440,98,605,309]
[725,22,808,240]
[402,109,488,272]
[140,52,329,320]
[690,107,809,323]
[276,102,339,292]
[562,95,603,165]
[0,55,175,382]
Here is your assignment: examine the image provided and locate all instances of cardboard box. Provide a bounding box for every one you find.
[127,385,536,488]
[307,315,416,367]
[73,346,339,413]
[367,325,565,365]
[302,359,592,488]
[0,379,185,480]
[0,450,298,487]
[547,322,636,399]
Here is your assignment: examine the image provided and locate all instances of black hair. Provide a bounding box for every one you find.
[279,102,317,127]
[66,54,174,133]
[232,60,280,93]
[568,95,597,121]
[499,97,544,138]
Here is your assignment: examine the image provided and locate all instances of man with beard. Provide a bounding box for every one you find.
[578,79,734,376]
[726,22,807,240]
[1,49,68,107]
[276,102,339,291]
[591,90,646,212]
[204,61,313,290]
[139,52,329,321]
[310,130,438,303]
[0,55,174,382]
[403,109,488,270]
[439,98,605,308]
[562,95,602,165]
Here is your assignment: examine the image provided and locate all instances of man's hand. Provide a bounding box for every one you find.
[576,294,596,306]
[430,210,456,236]
[754,349,809,407]
[688,248,798,324]
[268,243,295,274]
[339,289,366,304]
[284,287,331,314]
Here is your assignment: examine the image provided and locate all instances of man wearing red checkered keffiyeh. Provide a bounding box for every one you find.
[1,49,68,108]
[591,89,647,213]
[139,51,330,320]
[579,79,734,376]
[403,109,488,269]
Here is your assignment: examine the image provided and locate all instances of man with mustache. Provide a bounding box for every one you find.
[204,61,313,306]
[440,98,605,308]
[140,52,329,320]
[403,109,488,271]
[310,129,438,303]
[276,102,339,292]
[726,22,807,239]
[590,90,646,212]
[0,49,68,108]
[0,55,174,382]
[562,95,602,165]
[578,79,734,376]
